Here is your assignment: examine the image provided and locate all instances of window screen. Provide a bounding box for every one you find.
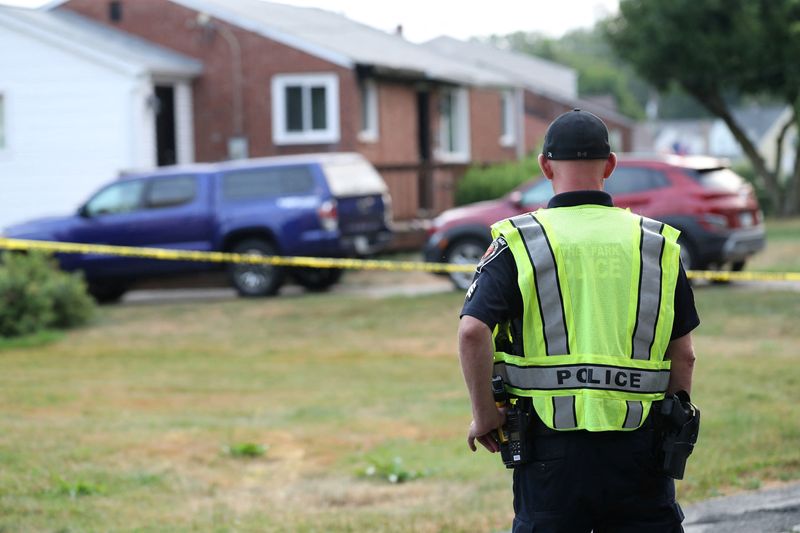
[146,176,197,208]
[605,167,670,196]
[223,166,315,200]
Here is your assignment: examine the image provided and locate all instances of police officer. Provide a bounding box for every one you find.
[458,109,699,532]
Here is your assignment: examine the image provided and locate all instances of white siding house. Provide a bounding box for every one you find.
[0,7,202,229]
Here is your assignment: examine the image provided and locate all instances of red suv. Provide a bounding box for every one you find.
[423,155,765,289]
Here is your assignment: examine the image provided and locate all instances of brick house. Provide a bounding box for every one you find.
[47,0,534,221]
[423,37,635,155]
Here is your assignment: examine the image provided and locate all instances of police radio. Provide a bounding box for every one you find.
[491,375,532,468]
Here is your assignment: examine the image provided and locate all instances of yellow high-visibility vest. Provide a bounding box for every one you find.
[491,205,681,431]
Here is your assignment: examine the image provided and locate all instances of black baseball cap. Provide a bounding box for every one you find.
[542,109,611,160]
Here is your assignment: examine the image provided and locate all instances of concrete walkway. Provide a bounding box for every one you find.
[683,482,800,533]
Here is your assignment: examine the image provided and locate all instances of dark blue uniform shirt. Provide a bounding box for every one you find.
[461,190,700,343]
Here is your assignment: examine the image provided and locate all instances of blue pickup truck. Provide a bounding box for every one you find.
[3,153,393,302]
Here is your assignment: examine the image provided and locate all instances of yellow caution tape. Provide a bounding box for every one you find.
[0,237,469,274]
[1,237,799,282]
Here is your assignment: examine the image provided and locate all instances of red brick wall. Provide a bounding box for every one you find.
[357,80,418,164]
[469,88,517,163]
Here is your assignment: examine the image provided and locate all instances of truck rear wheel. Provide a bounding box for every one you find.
[87,281,128,304]
[228,239,284,297]
[293,267,343,292]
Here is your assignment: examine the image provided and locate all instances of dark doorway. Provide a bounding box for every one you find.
[416,90,433,212]
[155,85,177,166]
[416,90,431,162]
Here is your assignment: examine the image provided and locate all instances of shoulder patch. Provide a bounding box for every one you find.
[476,237,508,273]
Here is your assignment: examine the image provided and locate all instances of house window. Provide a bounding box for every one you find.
[437,87,470,162]
[500,90,516,146]
[358,78,379,142]
[271,73,340,145]
[0,93,5,150]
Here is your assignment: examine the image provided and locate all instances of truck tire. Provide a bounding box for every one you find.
[228,239,284,297]
[293,267,343,292]
[87,282,127,304]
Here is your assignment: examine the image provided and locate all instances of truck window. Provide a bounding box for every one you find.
[145,175,197,209]
[85,180,145,217]
[222,166,315,200]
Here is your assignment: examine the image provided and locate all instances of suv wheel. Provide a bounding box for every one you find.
[228,239,284,297]
[446,237,485,291]
[293,267,343,292]
[87,282,127,304]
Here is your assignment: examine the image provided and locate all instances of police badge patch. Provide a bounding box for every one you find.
[476,237,508,272]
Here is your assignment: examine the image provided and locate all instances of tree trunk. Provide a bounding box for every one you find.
[686,87,784,214]
[786,103,800,216]
[787,114,800,216]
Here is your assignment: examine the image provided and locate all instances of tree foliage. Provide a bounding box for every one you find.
[606,0,800,215]
[487,28,648,119]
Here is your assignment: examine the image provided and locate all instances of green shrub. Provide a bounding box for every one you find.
[455,154,541,206]
[223,442,268,458]
[0,252,95,338]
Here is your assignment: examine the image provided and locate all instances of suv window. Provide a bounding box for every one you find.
[85,180,145,216]
[145,176,197,209]
[605,167,670,195]
[683,167,744,192]
[222,165,316,200]
[521,179,554,207]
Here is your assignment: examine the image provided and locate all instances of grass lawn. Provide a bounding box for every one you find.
[748,217,800,272]
[1,273,799,531]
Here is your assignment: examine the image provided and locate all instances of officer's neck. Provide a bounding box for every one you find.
[551,176,605,195]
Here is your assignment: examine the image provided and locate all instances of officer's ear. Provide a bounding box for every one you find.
[602,153,617,181]
[538,154,555,181]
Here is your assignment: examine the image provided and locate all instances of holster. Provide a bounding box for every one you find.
[656,391,700,479]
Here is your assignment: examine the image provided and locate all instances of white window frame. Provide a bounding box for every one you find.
[499,89,516,147]
[358,78,379,143]
[0,92,6,151]
[435,87,471,163]
[271,73,340,145]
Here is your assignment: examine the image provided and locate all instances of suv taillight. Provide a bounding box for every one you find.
[318,200,338,232]
[699,212,729,232]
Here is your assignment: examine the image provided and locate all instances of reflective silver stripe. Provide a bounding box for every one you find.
[623,401,643,428]
[553,396,577,429]
[493,361,509,382]
[511,214,569,356]
[503,363,670,394]
[632,218,665,360]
